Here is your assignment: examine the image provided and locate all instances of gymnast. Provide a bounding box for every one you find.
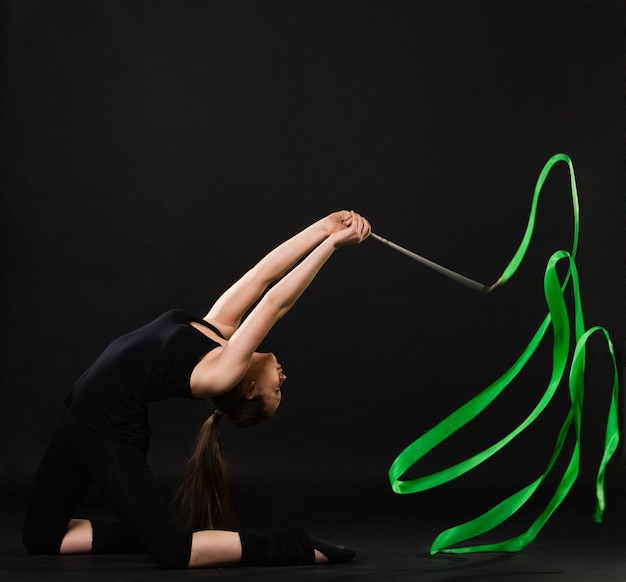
[22,210,371,569]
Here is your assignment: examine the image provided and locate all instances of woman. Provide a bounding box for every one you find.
[22,210,371,569]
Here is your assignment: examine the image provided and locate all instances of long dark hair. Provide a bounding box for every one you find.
[171,382,269,532]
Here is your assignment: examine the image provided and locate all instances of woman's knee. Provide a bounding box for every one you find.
[152,545,192,569]
[150,535,192,570]
[22,521,63,555]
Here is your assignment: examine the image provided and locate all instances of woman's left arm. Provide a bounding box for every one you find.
[193,213,370,396]
[204,211,353,338]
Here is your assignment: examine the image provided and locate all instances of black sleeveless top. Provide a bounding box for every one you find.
[65,309,224,444]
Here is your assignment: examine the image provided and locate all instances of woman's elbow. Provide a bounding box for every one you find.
[262,289,292,317]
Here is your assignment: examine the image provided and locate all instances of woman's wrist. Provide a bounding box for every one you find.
[324,233,343,251]
[319,211,350,238]
[317,215,335,238]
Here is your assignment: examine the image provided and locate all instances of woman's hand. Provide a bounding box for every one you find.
[322,210,356,236]
[328,211,371,248]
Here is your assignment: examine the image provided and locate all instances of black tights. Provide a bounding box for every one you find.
[22,408,192,569]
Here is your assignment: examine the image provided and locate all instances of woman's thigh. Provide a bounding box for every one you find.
[71,420,191,568]
[23,412,91,554]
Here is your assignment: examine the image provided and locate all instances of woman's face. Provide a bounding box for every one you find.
[247,352,286,414]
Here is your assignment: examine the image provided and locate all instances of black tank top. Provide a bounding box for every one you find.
[65,309,223,444]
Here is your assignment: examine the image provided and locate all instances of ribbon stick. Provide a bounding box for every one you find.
[370,232,494,294]
[372,150,579,294]
[387,153,620,554]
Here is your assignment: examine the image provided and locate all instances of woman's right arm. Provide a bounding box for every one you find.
[204,211,355,338]
[193,213,370,397]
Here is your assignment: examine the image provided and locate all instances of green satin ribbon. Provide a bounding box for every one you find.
[388,153,620,553]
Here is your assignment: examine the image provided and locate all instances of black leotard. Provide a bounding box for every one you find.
[65,309,224,444]
[23,309,225,568]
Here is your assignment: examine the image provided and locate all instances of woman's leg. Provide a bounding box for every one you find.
[188,530,242,567]
[70,423,192,569]
[23,412,92,554]
[60,519,93,553]
[74,432,349,568]
[23,411,144,558]
[188,530,333,567]
[24,411,354,568]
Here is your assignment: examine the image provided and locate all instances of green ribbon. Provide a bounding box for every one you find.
[388,153,620,553]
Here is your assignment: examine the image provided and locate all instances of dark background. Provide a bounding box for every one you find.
[1,0,623,529]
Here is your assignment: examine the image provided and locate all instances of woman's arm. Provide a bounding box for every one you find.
[204,211,355,338]
[193,212,370,396]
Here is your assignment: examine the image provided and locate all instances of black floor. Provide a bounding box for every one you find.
[3,489,626,582]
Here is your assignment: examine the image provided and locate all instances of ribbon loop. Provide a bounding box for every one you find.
[389,154,619,553]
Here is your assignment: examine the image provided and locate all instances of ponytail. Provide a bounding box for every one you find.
[171,411,229,532]
[172,384,270,532]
